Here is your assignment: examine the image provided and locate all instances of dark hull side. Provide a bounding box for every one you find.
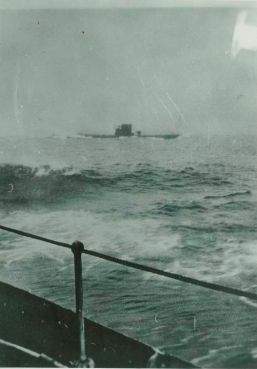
[0,281,195,368]
[82,134,179,139]
[140,134,179,139]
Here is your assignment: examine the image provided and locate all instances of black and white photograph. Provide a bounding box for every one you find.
[0,0,257,367]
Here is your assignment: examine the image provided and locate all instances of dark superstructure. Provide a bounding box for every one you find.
[115,124,133,137]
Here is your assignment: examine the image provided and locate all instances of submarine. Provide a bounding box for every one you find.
[82,124,179,139]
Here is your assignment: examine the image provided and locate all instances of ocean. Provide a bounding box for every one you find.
[0,133,256,367]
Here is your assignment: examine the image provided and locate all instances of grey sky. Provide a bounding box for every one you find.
[0,5,257,136]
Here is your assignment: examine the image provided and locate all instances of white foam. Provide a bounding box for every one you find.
[239,296,257,309]
[192,345,240,366]
[251,348,257,359]
[0,209,181,274]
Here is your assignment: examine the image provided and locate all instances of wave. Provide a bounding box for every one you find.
[204,190,251,199]
[115,166,232,191]
[171,223,256,234]
[0,163,235,203]
[0,164,115,203]
[155,202,206,215]
[214,200,254,211]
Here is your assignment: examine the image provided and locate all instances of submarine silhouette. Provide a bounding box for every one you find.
[82,124,179,139]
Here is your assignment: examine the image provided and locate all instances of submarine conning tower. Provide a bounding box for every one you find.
[115,124,133,137]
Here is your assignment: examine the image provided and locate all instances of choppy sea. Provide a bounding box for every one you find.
[0,133,257,368]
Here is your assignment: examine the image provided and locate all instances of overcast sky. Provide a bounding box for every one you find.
[0,5,257,136]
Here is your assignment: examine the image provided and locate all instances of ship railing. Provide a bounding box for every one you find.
[1,224,257,368]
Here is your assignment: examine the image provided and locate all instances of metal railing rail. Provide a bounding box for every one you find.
[0,338,66,368]
[1,223,257,367]
[1,224,257,301]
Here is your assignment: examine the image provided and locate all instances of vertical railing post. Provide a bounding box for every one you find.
[72,241,94,368]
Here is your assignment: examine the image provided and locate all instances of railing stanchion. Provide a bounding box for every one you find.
[72,241,94,368]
